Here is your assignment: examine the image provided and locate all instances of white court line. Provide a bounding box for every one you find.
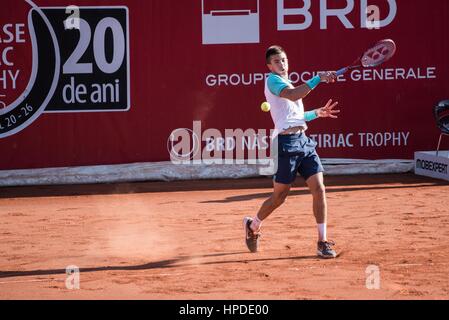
[0,278,59,285]
[119,273,186,277]
[387,262,449,267]
[0,271,187,285]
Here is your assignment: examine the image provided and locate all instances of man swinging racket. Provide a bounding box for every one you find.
[243,45,340,258]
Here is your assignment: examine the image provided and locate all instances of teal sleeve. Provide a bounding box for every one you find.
[267,74,289,96]
[304,110,318,122]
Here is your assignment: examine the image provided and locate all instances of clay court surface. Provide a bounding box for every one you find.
[0,173,448,300]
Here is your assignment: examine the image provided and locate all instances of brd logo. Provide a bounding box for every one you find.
[202,0,397,45]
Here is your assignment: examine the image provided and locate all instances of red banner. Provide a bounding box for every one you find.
[0,0,448,170]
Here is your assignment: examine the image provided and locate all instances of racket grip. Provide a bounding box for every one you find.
[336,68,347,76]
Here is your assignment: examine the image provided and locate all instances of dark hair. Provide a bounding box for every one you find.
[265,45,286,64]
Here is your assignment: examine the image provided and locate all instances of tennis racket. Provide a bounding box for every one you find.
[336,39,397,76]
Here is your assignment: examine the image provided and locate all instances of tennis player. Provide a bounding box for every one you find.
[244,45,340,258]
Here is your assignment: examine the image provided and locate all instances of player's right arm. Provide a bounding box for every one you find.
[279,83,314,102]
[277,72,337,102]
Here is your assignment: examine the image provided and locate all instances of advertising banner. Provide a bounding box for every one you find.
[0,0,448,170]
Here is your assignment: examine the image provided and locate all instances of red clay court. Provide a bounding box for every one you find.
[1,173,448,300]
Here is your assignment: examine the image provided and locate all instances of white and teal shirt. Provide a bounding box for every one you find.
[265,73,315,138]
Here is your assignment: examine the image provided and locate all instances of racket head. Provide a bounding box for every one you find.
[361,39,396,68]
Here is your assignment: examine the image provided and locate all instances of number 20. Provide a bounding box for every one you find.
[63,18,125,75]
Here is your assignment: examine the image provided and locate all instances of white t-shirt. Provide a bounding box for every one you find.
[264,73,308,138]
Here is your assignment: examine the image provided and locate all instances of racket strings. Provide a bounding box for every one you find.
[362,40,396,67]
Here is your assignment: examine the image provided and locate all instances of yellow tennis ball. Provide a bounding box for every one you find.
[261,102,271,112]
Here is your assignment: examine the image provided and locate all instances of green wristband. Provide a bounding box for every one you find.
[304,110,318,122]
[306,75,321,90]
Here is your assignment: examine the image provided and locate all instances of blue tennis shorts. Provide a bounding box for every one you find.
[274,133,324,185]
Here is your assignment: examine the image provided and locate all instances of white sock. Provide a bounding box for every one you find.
[250,216,262,232]
[317,223,327,242]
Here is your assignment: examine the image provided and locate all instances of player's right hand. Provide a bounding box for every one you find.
[318,71,337,83]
